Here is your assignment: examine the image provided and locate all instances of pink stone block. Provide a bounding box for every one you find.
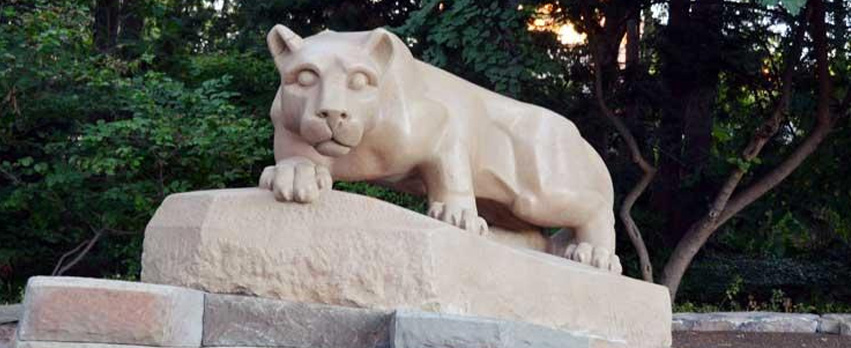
[18,277,202,347]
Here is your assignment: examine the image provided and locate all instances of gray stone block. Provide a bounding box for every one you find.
[203,294,392,348]
[673,312,819,333]
[18,277,203,347]
[840,319,851,336]
[15,341,156,348]
[390,310,624,348]
[0,305,21,324]
[1,324,16,348]
[204,294,626,348]
[819,314,851,334]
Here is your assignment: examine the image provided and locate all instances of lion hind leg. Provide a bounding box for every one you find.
[565,211,622,274]
[510,190,622,274]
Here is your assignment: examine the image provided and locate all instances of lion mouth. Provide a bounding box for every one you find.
[315,139,352,157]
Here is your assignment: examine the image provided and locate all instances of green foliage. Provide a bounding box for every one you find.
[758,0,808,14]
[1,0,850,310]
[0,1,274,302]
[673,301,721,313]
[678,247,851,310]
[396,0,560,97]
[676,274,851,314]
[0,69,272,301]
[334,182,427,214]
[725,275,745,311]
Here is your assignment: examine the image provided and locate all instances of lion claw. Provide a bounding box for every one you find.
[258,159,333,203]
[564,242,622,274]
[428,201,489,236]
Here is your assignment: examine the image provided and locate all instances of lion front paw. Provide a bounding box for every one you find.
[428,201,489,236]
[564,242,622,274]
[258,158,333,203]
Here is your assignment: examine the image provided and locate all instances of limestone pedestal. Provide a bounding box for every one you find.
[141,188,672,348]
[15,277,629,348]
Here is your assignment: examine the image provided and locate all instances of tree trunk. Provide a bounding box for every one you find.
[660,1,839,300]
[118,0,145,59]
[622,13,655,282]
[654,0,723,245]
[578,2,628,160]
[94,0,120,53]
[584,3,655,282]
[654,0,689,244]
[683,0,722,172]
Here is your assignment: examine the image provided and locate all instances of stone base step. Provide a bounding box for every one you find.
[15,276,626,348]
[141,188,672,347]
[673,312,851,335]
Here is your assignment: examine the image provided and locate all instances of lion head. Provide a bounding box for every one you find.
[267,25,405,158]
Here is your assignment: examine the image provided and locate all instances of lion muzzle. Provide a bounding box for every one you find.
[310,109,363,157]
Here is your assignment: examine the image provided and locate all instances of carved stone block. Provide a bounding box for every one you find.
[18,277,202,347]
[203,294,392,348]
[141,188,672,347]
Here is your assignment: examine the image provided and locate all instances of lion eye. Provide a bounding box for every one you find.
[348,72,370,90]
[297,70,318,87]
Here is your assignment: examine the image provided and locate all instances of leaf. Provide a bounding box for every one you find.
[18,157,34,167]
[757,0,806,14]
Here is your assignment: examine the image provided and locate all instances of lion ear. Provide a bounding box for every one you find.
[267,25,303,64]
[364,28,395,70]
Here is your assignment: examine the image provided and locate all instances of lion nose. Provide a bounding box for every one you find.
[317,109,348,131]
[317,109,348,119]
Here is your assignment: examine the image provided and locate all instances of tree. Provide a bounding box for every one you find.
[653,0,724,244]
[548,0,850,300]
[558,0,655,281]
[659,0,850,299]
[2,0,850,306]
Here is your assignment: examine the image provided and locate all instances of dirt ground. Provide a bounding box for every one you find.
[673,331,851,348]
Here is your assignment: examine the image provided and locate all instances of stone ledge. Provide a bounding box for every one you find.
[203,294,392,348]
[391,309,625,348]
[673,312,820,333]
[819,314,851,335]
[18,277,203,347]
[0,305,21,325]
[12,277,639,348]
[203,293,626,348]
[141,188,672,348]
[840,320,851,336]
[15,341,155,348]
[1,323,16,348]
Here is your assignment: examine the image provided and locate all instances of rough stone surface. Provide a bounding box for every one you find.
[841,320,851,336]
[819,314,851,334]
[142,188,672,348]
[203,294,392,348]
[819,314,844,334]
[18,277,203,347]
[673,312,819,333]
[390,310,624,348]
[14,342,161,348]
[0,305,21,324]
[0,324,15,348]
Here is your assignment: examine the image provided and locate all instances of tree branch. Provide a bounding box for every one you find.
[0,166,21,185]
[52,229,104,276]
[588,17,656,282]
[51,238,90,276]
[718,0,835,225]
[660,5,811,299]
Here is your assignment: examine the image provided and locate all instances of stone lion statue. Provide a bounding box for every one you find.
[258,25,622,273]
